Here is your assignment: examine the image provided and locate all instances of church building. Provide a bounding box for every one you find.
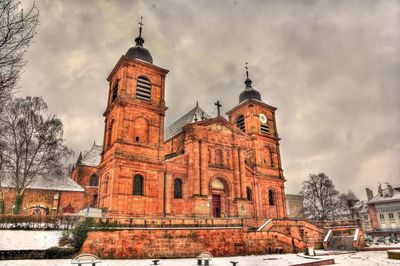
[73,21,287,219]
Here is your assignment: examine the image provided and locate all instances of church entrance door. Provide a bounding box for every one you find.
[212,194,221,218]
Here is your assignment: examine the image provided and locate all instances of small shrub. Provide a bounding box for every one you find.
[12,193,23,214]
[72,217,94,249]
[59,230,73,247]
[0,200,4,214]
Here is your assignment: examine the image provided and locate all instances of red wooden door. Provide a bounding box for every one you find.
[212,195,221,217]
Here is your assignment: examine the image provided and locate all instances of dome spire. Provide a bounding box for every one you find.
[244,62,252,88]
[126,16,153,63]
[239,62,261,103]
[135,16,145,47]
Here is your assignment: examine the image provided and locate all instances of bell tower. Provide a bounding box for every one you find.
[98,18,169,216]
[226,64,284,180]
[226,63,286,218]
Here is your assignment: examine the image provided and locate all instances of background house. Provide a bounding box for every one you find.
[366,183,400,237]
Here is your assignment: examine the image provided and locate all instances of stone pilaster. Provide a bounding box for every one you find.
[165,171,172,215]
[200,141,208,196]
[192,139,200,196]
[239,148,247,199]
[232,146,240,199]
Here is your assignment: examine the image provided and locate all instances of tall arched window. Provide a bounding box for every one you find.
[246,186,252,201]
[236,115,245,132]
[136,76,152,101]
[268,189,275,206]
[133,174,143,196]
[174,178,182,199]
[89,174,98,187]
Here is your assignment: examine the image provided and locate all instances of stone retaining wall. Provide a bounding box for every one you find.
[82,228,308,259]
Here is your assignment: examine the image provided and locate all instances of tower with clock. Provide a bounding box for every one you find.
[226,65,286,218]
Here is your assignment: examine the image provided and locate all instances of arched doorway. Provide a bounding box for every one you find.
[210,177,229,218]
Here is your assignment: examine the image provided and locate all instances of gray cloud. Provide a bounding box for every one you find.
[18,0,400,199]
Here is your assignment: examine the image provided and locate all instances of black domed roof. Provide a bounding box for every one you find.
[239,78,261,103]
[126,44,153,64]
[125,29,153,64]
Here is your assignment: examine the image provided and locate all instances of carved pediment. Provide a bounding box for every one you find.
[208,123,231,133]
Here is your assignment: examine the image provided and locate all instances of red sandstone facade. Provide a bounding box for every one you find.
[90,29,287,219]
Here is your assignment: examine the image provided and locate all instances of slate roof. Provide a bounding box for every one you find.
[164,104,211,141]
[367,186,400,204]
[1,171,84,192]
[79,144,103,167]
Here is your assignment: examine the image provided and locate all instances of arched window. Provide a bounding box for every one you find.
[133,174,143,196]
[174,178,182,199]
[268,189,275,205]
[136,76,152,101]
[89,174,98,187]
[236,115,245,132]
[246,186,252,201]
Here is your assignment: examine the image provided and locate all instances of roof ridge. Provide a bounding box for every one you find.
[164,104,211,141]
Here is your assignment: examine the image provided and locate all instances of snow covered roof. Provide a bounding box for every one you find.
[367,187,400,204]
[1,171,84,192]
[79,144,103,167]
[164,103,211,141]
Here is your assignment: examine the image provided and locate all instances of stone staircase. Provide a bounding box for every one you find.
[323,227,363,251]
[328,236,356,250]
[254,218,364,252]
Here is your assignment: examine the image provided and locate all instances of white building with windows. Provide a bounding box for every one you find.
[366,183,400,236]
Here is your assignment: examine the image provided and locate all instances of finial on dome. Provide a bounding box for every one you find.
[126,16,153,63]
[135,16,145,47]
[244,62,252,88]
[138,16,143,37]
[239,62,261,103]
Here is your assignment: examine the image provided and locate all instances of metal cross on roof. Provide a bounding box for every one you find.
[245,62,249,79]
[215,100,222,116]
[138,16,144,36]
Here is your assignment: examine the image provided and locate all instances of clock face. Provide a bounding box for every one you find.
[259,113,267,124]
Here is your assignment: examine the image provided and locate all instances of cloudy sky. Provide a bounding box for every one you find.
[18,0,400,199]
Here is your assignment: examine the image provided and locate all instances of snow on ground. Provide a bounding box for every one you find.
[0,251,400,266]
[0,231,62,250]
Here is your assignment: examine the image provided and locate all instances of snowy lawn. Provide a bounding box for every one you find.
[0,251,400,265]
[0,230,62,250]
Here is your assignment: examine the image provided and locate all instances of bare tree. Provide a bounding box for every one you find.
[0,0,39,109]
[337,191,359,219]
[300,173,340,221]
[0,96,70,213]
